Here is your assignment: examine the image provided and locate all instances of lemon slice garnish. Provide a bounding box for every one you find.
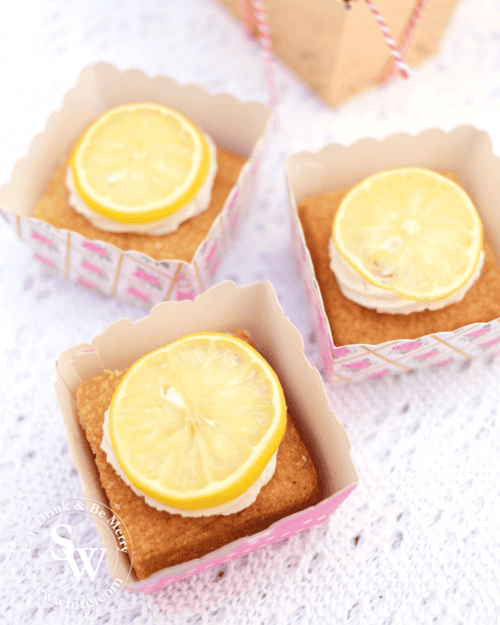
[70,102,211,224]
[332,168,483,301]
[109,333,287,510]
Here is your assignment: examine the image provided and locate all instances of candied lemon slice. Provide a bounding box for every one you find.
[70,102,211,224]
[332,168,483,301]
[109,332,287,510]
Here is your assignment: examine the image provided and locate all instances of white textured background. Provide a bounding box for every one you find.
[1,1,500,623]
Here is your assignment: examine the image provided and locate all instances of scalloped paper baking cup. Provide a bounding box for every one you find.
[55,280,358,591]
[286,126,500,383]
[0,63,271,307]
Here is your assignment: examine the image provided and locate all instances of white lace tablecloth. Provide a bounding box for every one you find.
[1,1,500,623]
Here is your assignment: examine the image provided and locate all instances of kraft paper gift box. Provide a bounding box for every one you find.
[0,62,271,307]
[286,126,500,384]
[217,0,460,106]
[55,280,358,591]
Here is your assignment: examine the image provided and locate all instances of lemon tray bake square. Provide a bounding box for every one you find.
[0,63,271,308]
[55,281,358,591]
[286,126,500,384]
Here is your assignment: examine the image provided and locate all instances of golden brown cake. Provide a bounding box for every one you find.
[298,174,500,346]
[35,148,246,262]
[76,336,321,580]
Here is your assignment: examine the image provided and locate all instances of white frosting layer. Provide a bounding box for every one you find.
[328,238,485,314]
[66,132,218,234]
[101,409,277,517]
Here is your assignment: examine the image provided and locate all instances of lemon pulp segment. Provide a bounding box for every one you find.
[109,333,287,509]
[332,168,483,301]
[70,102,211,224]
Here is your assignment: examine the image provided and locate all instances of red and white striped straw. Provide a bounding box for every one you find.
[364,0,411,79]
[379,0,428,85]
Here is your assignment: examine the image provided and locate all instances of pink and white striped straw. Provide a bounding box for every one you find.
[364,0,411,79]
[379,0,428,85]
[248,0,279,110]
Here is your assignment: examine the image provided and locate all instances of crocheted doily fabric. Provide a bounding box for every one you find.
[1,0,500,623]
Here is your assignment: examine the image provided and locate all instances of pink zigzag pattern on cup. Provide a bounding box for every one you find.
[34,253,55,268]
[77,277,98,291]
[205,242,221,277]
[126,286,150,303]
[464,326,491,340]
[331,346,351,359]
[478,335,500,349]
[177,290,195,301]
[315,305,327,334]
[392,339,423,352]
[322,349,335,376]
[82,240,109,258]
[133,268,160,287]
[81,260,104,276]
[31,231,55,248]
[432,357,454,367]
[368,368,391,379]
[412,349,439,361]
[228,202,242,232]
[342,358,372,371]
